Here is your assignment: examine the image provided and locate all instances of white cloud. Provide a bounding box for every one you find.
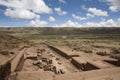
[0,0,52,19]
[72,14,87,21]
[54,7,67,16]
[72,13,94,21]
[61,20,81,27]
[48,16,56,22]
[0,0,52,14]
[29,19,47,27]
[86,13,94,18]
[101,0,120,12]
[82,19,120,27]
[55,20,81,27]
[109,6,118,12]
[81,6,108,19]
[5,8,40,19]
[59,0,67,4]
[88,8,108,17]
[54,18,120,27]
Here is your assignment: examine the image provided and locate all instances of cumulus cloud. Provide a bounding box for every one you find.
[81,6,108,19]
[0,0,52,19]
[88,8,108,17]
[72,13,94,21]
[48,16,56,22]
[29,19,47,27]
[109,6,118,12]
[59,0,67,4]
[86,13,94,18]
[100,0,120,12]
[5,8,40,19]
[107,0,120,12]
[81,19,117,27]
[61,20,81,27]
[83,19,120,27]
[0,0,52,14]
[54,18,120,27]
[54,7,67,16]
[72,14,87,21]
[54,20,81,27]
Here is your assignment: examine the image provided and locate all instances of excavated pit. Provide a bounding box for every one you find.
[15,45,77,75]
[48,46,100,71]
[48,46,70,59]
[104,60,120,67]
[5,44,120,80]
[71,59,99,71]
[15,55,25,72]
[11,44,119,78]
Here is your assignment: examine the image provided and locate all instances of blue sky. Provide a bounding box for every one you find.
[0,0,120,27]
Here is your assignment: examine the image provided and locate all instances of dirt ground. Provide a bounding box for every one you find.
[0,43,120,80]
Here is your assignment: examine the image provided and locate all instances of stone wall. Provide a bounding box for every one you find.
[48,46,70,59]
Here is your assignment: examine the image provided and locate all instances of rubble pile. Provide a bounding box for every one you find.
[33,48,67,74]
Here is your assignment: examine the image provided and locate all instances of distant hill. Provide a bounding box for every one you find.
[0,27,120,40]
[0,27,120,35]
